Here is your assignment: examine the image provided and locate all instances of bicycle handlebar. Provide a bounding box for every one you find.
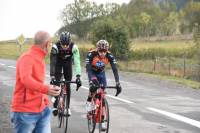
[54,80,81,91]
[105,86,117,89]
[54,80,77,84]
[96,86,121,96]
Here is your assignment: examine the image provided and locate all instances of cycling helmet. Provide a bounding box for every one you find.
[96,40,109,51]
[60,32,71,45]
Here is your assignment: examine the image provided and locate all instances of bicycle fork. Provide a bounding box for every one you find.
[95,98,104,123]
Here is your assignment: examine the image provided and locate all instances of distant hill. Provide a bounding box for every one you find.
[153,0,189,10]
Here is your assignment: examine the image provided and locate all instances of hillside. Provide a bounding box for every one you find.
[153,0,189,10]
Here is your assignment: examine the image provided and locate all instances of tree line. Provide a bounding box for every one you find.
[57,0,200,59]
[59,0,200,37]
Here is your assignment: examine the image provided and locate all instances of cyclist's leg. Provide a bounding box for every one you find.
[63,61,72,108]
[33,107,51,133]
[96,71,107,89]
[55,60,62,80]
[87,73,98,102]
[86,74,97,112]
[54,62,62,109]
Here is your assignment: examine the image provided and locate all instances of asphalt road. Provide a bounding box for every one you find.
[0,58,200,133]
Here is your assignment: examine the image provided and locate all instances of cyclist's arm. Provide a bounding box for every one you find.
[72,44,81,76]
[85,52,95,81]
[19,55,48,94]
[108,53,119,82]
[50,44,58,77]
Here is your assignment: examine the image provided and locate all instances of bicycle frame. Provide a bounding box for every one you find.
[93,88,105,123]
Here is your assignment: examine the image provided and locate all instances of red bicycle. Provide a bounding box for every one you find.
[87,86,117,133]
[55,79,77,133]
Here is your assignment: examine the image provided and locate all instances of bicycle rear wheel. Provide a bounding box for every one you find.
[99,98,109,133]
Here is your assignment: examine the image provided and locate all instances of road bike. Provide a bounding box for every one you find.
[54,79,77,133]
[87,85,117,133]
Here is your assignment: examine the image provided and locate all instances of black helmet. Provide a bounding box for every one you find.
[60,32,71,45]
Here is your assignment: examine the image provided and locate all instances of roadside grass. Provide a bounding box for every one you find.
[131,40,195,50]
[0,43,31,59]
[0,40,199,89]
[141,73,200,89]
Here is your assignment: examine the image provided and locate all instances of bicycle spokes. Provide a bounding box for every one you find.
[87,110,96,133]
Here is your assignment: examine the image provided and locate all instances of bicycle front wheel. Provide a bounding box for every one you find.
[99,98,109,133]
[87,99,96,133]
[63,94,69,133]
[88,109,96,133]
[57,96,63,128]
[57,94,69,133]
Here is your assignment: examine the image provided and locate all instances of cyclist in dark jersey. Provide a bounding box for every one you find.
[85,40,122,112]
[50,32,82,116]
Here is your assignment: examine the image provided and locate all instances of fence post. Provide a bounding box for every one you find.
[168,57,171,75]
[153,57,157,72]
[183,55,186,78]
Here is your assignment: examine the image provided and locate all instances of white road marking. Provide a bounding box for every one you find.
[106,94,133,103]
[7,66,16,69]
[147,107,200,129]
[81,86,133,104]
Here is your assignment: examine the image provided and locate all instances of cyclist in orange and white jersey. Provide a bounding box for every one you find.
[85,40,122,112]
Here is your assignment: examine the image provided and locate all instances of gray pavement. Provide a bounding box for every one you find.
[1,58,200,133]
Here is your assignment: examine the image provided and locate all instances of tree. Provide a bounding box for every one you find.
[162,11,179,35]
[60,0,119,38]
[181,1,200,32]
[91,18,130,60]
[61,0,92,24]
[139,12,152,37]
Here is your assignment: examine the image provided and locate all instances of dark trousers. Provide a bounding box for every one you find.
[54,60,72,108]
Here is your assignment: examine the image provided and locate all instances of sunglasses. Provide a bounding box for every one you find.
[98,49,107,53]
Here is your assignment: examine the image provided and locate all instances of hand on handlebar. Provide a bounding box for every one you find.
[76,75,82,91]
[115,82,122,96]
[47,85,61,97]
[50,76,56,85]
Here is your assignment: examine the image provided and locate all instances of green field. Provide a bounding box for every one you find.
[0,42,31,59]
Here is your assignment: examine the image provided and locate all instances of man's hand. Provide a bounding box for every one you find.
[47,85,61,96]
[115,82,122,96]
[76,75,82,91]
